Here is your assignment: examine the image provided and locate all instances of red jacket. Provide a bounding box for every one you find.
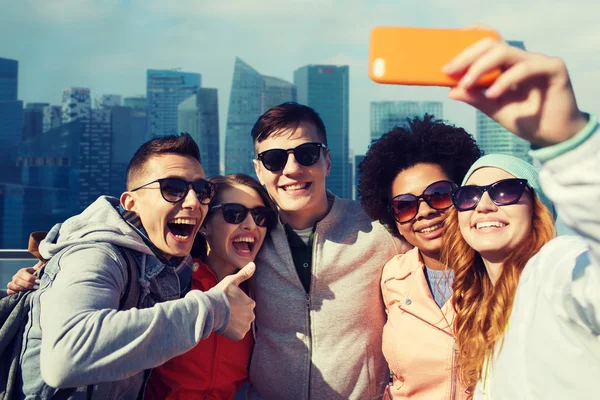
[145,259,254,400]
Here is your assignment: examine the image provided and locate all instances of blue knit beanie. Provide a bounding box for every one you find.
[462,154,556,220]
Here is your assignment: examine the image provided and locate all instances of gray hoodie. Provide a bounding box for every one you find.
[18,196,230,399]
[248,193,410,400]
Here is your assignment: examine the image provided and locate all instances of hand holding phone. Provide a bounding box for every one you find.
[369,26,502,87]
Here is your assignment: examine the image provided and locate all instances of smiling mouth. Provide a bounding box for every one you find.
[282,183,311,192]
[167,218,197,240]
[476,221,507,230]
[416,223,444,234]
[232,237,255,254]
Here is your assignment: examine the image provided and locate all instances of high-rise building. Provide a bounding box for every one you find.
[0,57,23,182]
[42,105,62,133]
[11,119,84,248]
[476,41,531,163]
[95,94,122,109]
[370,101,444,142]
[294,65,350,198]
[124,96,147,109]
[22,103,48,140]
[0,57,18,101]
[178,88,220,177]
[147,69,201,138]
[110,106,148,197]
[225,58,296,176]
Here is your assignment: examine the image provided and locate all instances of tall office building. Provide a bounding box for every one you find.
[225,58,296,176]
[95,94,122,109]
[22,103,48,140]
[0,57,18,101]
[0,57,23,182]
[294,65,350,198]
[110,106,147,197]
[476,41,531,162]
[42,105,62,133]
[147,69,201,138]
[12,120,84,248]
[370,101,444,142]
[124,96,147,109]
[178,88,220,177]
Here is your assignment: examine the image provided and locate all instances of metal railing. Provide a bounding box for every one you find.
[0,249,37,289]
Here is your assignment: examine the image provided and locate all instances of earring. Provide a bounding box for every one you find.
[200,231,207,236]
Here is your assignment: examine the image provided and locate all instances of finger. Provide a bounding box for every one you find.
[230,262,256,286]
[457,43,523,88]
[485,56,565,99]
[19,269,40,284]
[442,37,498,76]
[12,275,39,290]
[448,86,497,116]
[7,281,34,293]
[33,260,44,271]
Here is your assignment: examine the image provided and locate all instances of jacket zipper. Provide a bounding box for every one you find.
[450,339,458,400]
[306,293,312,400]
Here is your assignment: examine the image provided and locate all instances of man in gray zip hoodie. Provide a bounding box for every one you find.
[17,133,256,399]
[248,103,410,399]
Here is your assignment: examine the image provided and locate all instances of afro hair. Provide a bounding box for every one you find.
[359,114,482,238]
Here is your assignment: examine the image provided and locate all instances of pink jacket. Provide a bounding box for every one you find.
[381,248,469,400]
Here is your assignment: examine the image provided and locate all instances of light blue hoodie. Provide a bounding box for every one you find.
[18,196,230,399]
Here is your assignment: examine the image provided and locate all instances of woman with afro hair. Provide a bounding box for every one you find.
[359,114,481,399]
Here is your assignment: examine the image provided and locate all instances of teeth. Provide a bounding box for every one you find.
[418,224,442,234]
[233,237,255,243]
[283,183,308,191]
[174,234,189,240]
[476,221,506,229]
[169,218,197,225]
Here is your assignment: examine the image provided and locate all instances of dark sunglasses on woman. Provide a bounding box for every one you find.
[452,178,529,211]
[131,177,216,205]
[390,180,456,223]
[256,142,327,172]
[209,203,277,228]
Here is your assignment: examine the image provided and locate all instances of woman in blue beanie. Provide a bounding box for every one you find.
[441,32,599,399]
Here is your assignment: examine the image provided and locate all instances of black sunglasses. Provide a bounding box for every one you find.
[131,177,215,205]
[390,180,456,223]
[209,203,276,228]
[256,142,327,172]
[452,178,529,211]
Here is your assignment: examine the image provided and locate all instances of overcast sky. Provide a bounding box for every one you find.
[1,0,598,159]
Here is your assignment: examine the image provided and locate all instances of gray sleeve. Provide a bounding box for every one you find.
[538,123,600,333]
[39,246,230,388]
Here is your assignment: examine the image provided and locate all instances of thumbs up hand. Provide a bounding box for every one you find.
[215,262,256,341]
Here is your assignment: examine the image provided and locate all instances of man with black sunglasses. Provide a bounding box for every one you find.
[14,134,256,399]
[246,102,410,399]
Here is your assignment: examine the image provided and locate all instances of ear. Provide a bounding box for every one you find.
[120,191,136,212]
[324,149,332,177]
[253,159,265,185]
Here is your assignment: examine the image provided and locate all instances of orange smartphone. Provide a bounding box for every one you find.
[369,26,502,87]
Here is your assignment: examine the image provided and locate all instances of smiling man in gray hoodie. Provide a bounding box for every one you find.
[17,133,256,399]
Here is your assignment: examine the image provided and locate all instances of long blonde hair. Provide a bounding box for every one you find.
[442,194,555,395]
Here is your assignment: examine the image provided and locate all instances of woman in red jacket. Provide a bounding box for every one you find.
[145,173,277,400]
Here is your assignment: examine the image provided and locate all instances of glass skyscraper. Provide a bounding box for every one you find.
[178,88,220,177]
[294,65,350,198]
[476,41,531,163]
[147,69,201,138]
[110,106,147,197]
[0,57,18,101]
[0,57,23,183]
[225,58,296,176]
[370,101,444,142]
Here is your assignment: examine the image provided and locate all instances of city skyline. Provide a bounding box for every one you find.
[2,0,597,160]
